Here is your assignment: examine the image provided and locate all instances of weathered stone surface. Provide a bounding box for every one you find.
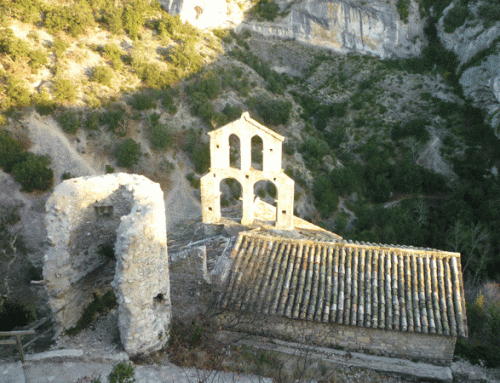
[158,0,228,29]
[44,173,170,355]
[240,0,425,59]
[437,4,500,136]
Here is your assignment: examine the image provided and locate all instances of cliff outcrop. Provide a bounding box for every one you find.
[437,2,500,136]
[160,0,426,58]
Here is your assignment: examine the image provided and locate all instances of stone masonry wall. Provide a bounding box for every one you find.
[217,312,456,365]
[44,173,171,355]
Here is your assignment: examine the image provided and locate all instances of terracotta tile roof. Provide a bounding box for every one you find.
[219,231,467,337]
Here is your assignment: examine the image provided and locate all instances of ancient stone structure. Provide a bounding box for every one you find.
[200,112,294,229]
[216,229,467,365]
[44,173,170,355]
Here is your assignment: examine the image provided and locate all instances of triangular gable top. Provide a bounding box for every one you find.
[208,112,285,142]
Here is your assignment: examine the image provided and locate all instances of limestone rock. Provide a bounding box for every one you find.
[158,0,228,29]
[44,173,170,356]
[437,4,500,136]
[239,0,426,59]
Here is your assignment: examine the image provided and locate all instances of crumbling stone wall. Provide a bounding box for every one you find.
[217,312,457,366]
[44,173,170,355]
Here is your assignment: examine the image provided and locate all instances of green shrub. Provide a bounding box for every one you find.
[57,110,80,134]
[0,28,30,59]
[28,49,48,71]
[391,119,430,142]
[105,164,115,173]
[189,92,216,124]
[85,111,100,130]
[114,138,141,167]
[253,0,280,21]
[183,129,210,174]
[213,28,233,43]
[44,1,96,37]
[91,65,113,86]
[0,130,26,173]
[12,153,53,192]
[222,104,242,121]
[313,174,339,217]
[443,4,471,33]
[136,63,180,89]
[168,42,204,75]
[478,0,500,29]
[161,90,177,114]
[66,291,117,335]
[100,106,127,133]
[103,43,123,70]
[53,79,77,103]
[5,77,31,108]
[33,90,55,115]
[248,95,292,126]
[396,0,411,23]
[187,71,222,100]
[52,38,67,57]
[186,173,200,189]
[128,93,156,110]
[103,6,124,35]
[122,2,146,39]
[108,361,135,383]
[149,123,172,150]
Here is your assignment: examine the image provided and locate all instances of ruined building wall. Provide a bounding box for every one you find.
[44,173,170,355]
[217,312,457,365]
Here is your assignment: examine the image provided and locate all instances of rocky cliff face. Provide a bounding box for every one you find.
[160,0,426,58]
[240,0,426,58]
[437,3,500,137]
[158,0,229,29]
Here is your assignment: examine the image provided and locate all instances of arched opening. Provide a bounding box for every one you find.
[220,177,243,222]
[251,135,263,170]
[229,134,240,169]
[253,180,277,224]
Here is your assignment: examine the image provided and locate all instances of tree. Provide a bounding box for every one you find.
[12,154,53,192]
[53,79,77,103]
[114,138,141,168]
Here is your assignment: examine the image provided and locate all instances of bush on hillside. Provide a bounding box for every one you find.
[103,43,123,70]
[252,0,280,21]
[53,79,77,103]
[28,49,48,71]
[0,28,30,59]
[248,95,292,126]
[91,65,113,86]
[396,0,411,23]
[443,4,471,33]
[161,89,177,114]
[5,77,31,108]
[114,138,141,167]
[313,174,339,217]
[12,153,53,192]
[44,1,96,37]
[57,110,80,134]
[183,129,210,174]
[33,91,56,115]
[128,93,156,110]
[0,131,26,173]
[149,123,172,150]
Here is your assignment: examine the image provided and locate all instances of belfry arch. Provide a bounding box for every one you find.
[200,112,294,229]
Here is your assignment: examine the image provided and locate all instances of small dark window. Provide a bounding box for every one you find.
[208,207,213,211]
[216,144,219,148]
[154,293,165,303]
[245,175,249,179]
[94,205,113,217]
[282,210,287,215]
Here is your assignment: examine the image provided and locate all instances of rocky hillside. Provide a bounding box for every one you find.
[0,0,500,370]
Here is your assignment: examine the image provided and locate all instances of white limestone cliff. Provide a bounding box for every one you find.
[437,2,500,136]
[160,0,426,59]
